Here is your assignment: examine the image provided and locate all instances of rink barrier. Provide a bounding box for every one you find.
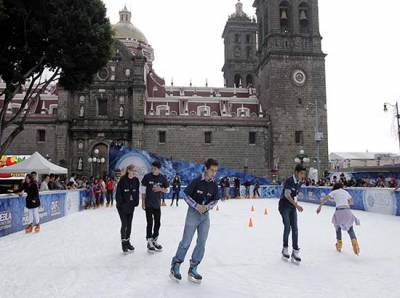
[297,186,400,216]
[174,185,400,217]
[2,185,399,238]
[0,190,86,238]
[79,185,400,217]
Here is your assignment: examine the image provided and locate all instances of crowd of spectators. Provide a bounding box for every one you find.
[303,173,398,189]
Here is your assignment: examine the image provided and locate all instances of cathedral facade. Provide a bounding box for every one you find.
[2,1,328,180]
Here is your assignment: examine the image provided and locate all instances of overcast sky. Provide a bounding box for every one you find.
[102,0,400,154]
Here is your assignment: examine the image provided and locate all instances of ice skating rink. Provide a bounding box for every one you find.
[1,199,399,298]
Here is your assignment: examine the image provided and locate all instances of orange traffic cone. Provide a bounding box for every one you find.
[264,208,268,215]
[248,217,254,228]
[251,205,255,212]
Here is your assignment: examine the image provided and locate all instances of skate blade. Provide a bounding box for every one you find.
[147,249,156,254]
[122,250,134,255]
[188,276,202,284]
[291,258,301,265]
[169,273,181,283]
[281,256,290,262]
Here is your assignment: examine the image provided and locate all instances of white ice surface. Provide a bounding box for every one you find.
[1,199,399,298]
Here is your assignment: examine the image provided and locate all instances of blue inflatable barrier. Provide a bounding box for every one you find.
[267,186,400,217]
[0,190,86,238]
[1,186,399,238]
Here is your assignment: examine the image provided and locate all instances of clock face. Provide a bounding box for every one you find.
[292,69,306,86]
[97,67,109,81]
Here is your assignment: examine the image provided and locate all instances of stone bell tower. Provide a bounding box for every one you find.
[253,0,328,178]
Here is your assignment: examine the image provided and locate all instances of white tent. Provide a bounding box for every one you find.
[0,152,68,175]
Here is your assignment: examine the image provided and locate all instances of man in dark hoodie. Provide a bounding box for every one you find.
[170,158,220,284]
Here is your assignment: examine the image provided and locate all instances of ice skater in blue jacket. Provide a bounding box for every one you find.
[170,158,220,283]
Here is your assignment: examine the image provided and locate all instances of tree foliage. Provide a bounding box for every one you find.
[0,0,113,156]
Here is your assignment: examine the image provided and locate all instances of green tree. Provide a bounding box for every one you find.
[0,0,113,156]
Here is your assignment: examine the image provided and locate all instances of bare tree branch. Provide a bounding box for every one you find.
[22,55,46,81]
[2,70,43,127]
[0,124,24,155]
[5,68,60,127]
[0,84,22,130]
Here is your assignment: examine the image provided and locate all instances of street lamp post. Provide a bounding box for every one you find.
[88,149,106,178]
[384,101,400,152]
[294,149,311,166]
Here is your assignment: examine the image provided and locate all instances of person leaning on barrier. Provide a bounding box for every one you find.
[18,174,41,233]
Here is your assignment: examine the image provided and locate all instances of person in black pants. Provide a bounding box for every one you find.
[141,161,169,253]
[170,174,181,207]
[234,177,240,199]
[253,180,260,198]
[278,164,306,263]
[18,174,41,233]
[116,165,140,254]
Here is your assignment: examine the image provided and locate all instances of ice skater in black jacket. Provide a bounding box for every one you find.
[141,161,169,253]
[116,165,140,254]
[19,174,41,233]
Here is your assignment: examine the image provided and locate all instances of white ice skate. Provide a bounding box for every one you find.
[152,238,163,252]
[291,249,301,265]
[147,239,156,254]
[281,247,290,262]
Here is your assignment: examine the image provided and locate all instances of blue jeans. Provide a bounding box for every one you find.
[172,207,210,267]
[279,207,299,250]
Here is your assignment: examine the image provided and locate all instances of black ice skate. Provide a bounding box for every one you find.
[169,262,182,282]
[188,266,202,284]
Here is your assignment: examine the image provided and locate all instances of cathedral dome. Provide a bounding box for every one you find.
[113,6,149,44]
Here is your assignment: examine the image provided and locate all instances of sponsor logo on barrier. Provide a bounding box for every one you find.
[363,189,397,215]
[39,206,47,219]
[308,191,319,202]
[23,207,48,225]
[50,200,61,217]
[0,211,12,231]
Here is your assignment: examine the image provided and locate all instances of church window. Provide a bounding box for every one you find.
[246,47,252,59]
[237,107,250,117]
[246,34,251,44]
[204,131,212,144]
[295,131,304,144]
[234,46,241,57]
[234,34,241,43]
[156,105,170,116]
[37,130,46,143]
[299,2,311,33]
[97,98,107,116]
[159,131,166,144]
[249,132,256,145]
[246,75,254,87]
[280,1,290,33]
[197,106,211,117]
[234,74,242,88]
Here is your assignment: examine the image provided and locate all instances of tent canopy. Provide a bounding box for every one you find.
[0,152,68,175]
